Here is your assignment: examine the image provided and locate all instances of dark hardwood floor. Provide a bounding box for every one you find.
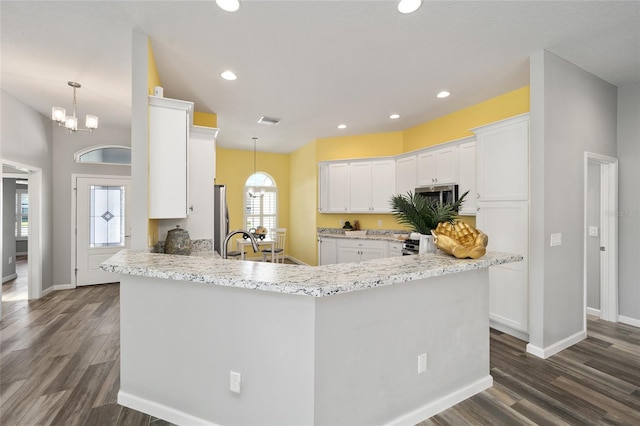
[2,265,639,425]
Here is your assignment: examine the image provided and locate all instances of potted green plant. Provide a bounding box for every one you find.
[389,191,468,253]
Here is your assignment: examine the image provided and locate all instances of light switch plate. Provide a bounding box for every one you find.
[588,226,599,237]
[550,233,562,247]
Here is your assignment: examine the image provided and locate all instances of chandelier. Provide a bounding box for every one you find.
[51,81,98,132]
[248,137,264,198]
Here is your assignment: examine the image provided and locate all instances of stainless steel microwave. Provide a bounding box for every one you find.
[415,184,458,204]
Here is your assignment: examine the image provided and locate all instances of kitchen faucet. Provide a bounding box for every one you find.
[222,229,260,259]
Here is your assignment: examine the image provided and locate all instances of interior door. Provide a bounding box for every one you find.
[76,177,131,286]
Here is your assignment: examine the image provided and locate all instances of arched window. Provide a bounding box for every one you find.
[244,172,277,235]
[74,145,131,165]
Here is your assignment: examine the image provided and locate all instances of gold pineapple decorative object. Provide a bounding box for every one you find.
[431,221,488,259]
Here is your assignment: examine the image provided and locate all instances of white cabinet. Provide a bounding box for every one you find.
[349,160,395,213]
[318,236,337,265]
[475,115,529,201]
[476,201,529,333]
[473,113,530,337]
[395,155,417,195]
[149,96,193,219]
[185,125,218,239]
[336,239,388,263]
[326,163,349,213]
[457,140,476,215]
[319,159,395,214]
[417,146,458,186]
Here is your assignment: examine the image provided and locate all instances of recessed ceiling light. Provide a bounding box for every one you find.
[436,91,451,99]
[337,124,347,129]
[221,70,237,81]
[216,0,240,12]
[389,114,400,119]
[397,0,422,14]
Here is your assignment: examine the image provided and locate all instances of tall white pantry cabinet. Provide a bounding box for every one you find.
[149,96,193,219]
[473,113,530,339]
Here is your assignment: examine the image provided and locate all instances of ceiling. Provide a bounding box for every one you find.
[2,1,639,154]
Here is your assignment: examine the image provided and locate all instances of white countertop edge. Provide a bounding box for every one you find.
[101,249,522,297]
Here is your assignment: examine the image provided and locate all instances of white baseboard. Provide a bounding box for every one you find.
[285,255,308,265]
[526,329,586,359]
[619,315,640,328]
[586,307,601,317]
[118,391,219,426]
[385,375,493,426]
[54,283,75,291]
[2,273,17,283]
[489,320,529,342]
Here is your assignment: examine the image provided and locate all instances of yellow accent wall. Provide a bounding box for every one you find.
[403,86,530,152]
[316,131,403,162]
[194,112,218,128]
[216,148,290,255]
[147,39,162,245]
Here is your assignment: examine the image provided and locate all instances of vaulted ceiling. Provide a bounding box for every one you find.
[2,1,638,153]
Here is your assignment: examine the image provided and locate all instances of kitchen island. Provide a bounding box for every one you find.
[102,249,521,426]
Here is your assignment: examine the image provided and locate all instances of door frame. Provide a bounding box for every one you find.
[583,152,618,326]
[1,159,43,302]
[71,174,131,287]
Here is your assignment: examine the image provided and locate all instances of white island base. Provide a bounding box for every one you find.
[118,268,492,426]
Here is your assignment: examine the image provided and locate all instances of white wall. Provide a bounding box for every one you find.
[586,162,600,311]
[52,127,131,286]
[2,178,17,281]
[1,90,54,292]
[131,30,151,250]
[529,50,618,352]
[617,82,640,323]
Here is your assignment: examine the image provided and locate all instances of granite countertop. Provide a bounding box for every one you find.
[101,249,522,298]
[317,232,408,242]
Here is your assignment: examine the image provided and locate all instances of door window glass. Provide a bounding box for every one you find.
[90,185,125,247]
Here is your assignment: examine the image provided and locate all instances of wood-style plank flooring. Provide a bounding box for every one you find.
[2,259,639,425]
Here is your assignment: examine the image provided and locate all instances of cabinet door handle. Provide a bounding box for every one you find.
[477,207,480,211]
[476,193,480,199]
[189,205,194,211]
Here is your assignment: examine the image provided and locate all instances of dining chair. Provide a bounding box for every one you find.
[262,228,286,263]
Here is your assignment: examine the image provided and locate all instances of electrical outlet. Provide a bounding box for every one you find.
[377,220,383,227]
[550,233,562,247]
[418,353,428,374]
[8,256,13,265]
[340,219,345,226]
[230,371,241,394]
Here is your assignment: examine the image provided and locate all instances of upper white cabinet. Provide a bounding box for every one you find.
[319,159,395,214]
[327,162,349,212]
[149,96,193,219]
[457,139,476,215]
[395,155,417,195]
[474,114,529,201]
[417,146,458,186]
[349,160,395,213]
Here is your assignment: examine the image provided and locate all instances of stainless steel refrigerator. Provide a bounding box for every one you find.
[213,184,229,255]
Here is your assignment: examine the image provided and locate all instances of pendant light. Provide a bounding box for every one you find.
[248,137,264,198]
[51,81,98,132]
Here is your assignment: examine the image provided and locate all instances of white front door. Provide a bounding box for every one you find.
[76,177,131,286]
